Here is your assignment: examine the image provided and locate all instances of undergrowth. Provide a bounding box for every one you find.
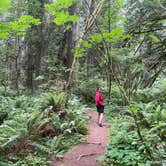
[0,91,88,165]
[101,79,166,166]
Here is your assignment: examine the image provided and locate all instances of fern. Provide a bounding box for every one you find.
[0,90,88,164]
[0,109,51,152]
[41,92,66,111]
[32,142,51,154]
[32,136,63,156]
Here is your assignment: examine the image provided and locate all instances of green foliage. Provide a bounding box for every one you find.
[102,0,125,30]
[15,154,48,166]
[150,34,159,42]
[0,0,41,39]
[10,15,41,35]
[32,136,64,155]
[73,39,93,58]
[134,78,166,103]
[104,111,166,165]
[76,78,105,102]
[104,78,166,165]
[0,154,48,166]
[27,0,41,15]
[0,0,165,165]
[0,23,10,38]
[82,40,92,49]
[41,92,67,111]
[90,28,131,44]
[0,91,88,165]
[0,112,8,125]
[103,115,141,166]
[74,46,86,58]
[54,11,78,25]
[45,0,78,26]
[0,15,40,38]
[130,102,166,140]
[63,108,88,135]
[0,108,51,152]
[110,83,123,105]
[32,135,81,157]
[0,0,11,14]
[46,0,74,11]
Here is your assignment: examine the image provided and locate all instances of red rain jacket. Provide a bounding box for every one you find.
[95,91,104,106]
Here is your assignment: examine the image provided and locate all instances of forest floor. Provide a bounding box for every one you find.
[51,108,110,166]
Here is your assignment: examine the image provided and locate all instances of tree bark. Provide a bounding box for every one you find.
[26,36,34,91]
[25,0,46,91]
[65,27,74,79]
[66,0,106,103]
[34,0,45,88]
[64,5,77,80]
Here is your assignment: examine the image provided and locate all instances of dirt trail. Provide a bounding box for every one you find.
[51,108,110,166]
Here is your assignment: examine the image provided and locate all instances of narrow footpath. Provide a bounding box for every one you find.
[51,108,110,166]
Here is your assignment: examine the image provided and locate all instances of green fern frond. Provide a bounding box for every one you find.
[31,142,50,154]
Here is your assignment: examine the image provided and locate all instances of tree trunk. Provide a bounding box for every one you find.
[10,3,22,91]
[10,57,18,90]
[26,39,34,91]
[25,0,46,91]
[85,0,95,79]
[65,27,74,79]
[66,0,105,103]
[65,5,78,81]
[34,0,45,88]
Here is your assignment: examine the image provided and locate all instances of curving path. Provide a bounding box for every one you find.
[51,108,110,166]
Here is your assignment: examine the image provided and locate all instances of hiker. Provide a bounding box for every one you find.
[95,87,104,127]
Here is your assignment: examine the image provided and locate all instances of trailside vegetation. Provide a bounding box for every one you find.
[0,0,165,165]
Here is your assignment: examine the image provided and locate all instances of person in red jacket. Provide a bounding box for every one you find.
[95,87,104,127]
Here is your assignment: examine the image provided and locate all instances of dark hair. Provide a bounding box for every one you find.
[96,87,100,91]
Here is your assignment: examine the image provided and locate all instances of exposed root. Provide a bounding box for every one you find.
[77,153,98,160]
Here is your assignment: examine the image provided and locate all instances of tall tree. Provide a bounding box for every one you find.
[26,0,46,90]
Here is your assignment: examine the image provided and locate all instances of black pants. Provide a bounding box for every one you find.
[96,106,104,113]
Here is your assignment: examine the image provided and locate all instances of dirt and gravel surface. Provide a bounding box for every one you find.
[51,108,110,166]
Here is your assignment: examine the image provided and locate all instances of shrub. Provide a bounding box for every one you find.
[77,78,106,102]
[0,154,48,166]
[133,78,166,104]
[40,92,66,111]
[0,91,88,165]
[104,95,166,166]
[109,83,123,105]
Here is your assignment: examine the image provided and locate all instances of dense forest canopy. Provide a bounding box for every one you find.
[0,0,166,165]
[0,0,165,93]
